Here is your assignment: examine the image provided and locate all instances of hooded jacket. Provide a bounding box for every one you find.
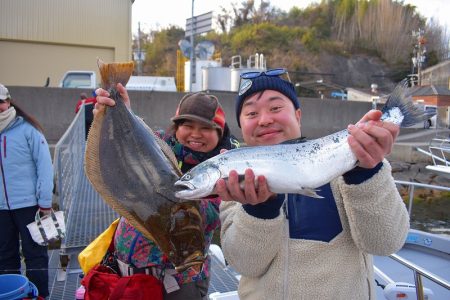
[220,161,409,300]
[0,117,53,210]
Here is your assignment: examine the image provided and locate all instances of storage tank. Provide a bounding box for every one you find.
[202,67,232,91]
[230,68,262,92]
[184,60,221,92]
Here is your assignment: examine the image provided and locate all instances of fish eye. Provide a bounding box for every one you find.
[183,174,191,180]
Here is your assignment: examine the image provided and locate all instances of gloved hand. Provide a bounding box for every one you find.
[38,207,52,217]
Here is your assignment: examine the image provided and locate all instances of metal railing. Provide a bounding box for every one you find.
[394,180,450,217]
[390,180,450,299]
[388,253,450,300]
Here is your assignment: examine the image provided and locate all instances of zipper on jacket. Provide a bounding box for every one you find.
[282,194,290,300]
[0,134,10,209]
[2,136,5,158]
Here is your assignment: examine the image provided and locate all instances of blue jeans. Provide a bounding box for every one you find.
[0,206,49,297]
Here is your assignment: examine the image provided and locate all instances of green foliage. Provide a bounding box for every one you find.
[335,0,356,20]
[134,0,448,80]
[143,26,184,76]
[229,22,304,55]
[301,28,320,52]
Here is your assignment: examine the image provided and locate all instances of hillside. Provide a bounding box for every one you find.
[135,0,448,91]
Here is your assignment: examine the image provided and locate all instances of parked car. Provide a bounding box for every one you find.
[424,105,437,128]
[59,71,97,88]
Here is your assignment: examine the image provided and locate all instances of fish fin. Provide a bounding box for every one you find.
[153,132,183,176]
[380,79,433,127]
[97,58,134,90]
[136,119,183,177]
[280,137,307,145]
[297,188,324,199]
[84,99,158,242]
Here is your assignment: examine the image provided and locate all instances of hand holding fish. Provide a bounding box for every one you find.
[93,83,131,115]
[215,169,276,204]
[347,110,399,169]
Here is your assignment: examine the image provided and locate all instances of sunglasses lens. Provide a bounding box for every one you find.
[241,72,261,79]
[265,68,286,76]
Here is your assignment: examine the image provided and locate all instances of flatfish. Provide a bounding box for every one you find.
[85,59,205,272]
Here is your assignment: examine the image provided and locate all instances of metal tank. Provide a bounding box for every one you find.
[202,67,231,91]
[230,68,261,92]
[184,60,221,92]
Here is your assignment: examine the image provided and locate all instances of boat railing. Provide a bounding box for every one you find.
[391,180,450,299]
[429,138,450,167]
[394,180,450,217]
[388,253,450,300]
[415,137,450,166]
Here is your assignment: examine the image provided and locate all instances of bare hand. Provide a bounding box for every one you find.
[38,207,52,217]
[215,169,275,205]
[347,110,399,168]
[93,83,131,116]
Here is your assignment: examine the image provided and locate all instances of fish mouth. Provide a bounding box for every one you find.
[174,181,210,199]
[174,180,195,191]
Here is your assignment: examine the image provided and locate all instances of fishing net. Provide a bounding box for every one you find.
[53,103,118,252]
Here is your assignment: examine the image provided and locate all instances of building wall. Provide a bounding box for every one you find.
[347,88,373,102]
[0,0,132,87]
[412,95,450,107]
[421,60,450,88]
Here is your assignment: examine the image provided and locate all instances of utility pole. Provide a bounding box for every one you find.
[137,22,142,75]
[412,29,426,86]
[189,0,195,92]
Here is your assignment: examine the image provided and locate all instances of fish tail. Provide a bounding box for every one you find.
[381,79,434,127]
[97,58,135,90]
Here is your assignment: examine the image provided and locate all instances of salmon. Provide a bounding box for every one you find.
[85,59,205,272]
[174,79,434,199]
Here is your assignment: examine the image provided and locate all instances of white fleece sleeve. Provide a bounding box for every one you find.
[337,160,410,255]
[220,201,285,277]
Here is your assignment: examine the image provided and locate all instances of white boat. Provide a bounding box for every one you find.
[417,137,450,179]
[208,226,450,300]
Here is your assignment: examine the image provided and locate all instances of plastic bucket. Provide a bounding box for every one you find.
[0,274,38,300]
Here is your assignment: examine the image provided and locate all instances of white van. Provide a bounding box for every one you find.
[59,71,96,88]
[412,101,437,129]
[424,105,437,128]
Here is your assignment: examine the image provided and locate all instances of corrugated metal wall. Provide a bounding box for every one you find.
[0,0,132,87]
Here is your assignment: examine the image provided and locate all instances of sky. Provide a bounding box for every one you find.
[131,0,450,35]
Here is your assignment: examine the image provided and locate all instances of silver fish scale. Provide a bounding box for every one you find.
[206,129,357,194]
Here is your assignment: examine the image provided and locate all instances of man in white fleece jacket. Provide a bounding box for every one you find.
[215,70,410,300]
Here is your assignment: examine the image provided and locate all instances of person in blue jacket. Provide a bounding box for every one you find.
[0,83,54,299]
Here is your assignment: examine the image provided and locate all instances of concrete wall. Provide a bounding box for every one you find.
[7,87,377,145]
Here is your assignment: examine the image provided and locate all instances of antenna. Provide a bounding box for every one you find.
[195,41,215,60]
[178,39,192,58]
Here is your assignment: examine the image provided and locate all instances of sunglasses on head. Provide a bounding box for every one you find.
[240,68,291,82]
[238,68,291,96]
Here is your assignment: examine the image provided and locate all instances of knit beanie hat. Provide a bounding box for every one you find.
[235,75,299,127]
[171,92,226,136]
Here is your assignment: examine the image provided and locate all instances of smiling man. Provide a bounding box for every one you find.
[216,70,410,300]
